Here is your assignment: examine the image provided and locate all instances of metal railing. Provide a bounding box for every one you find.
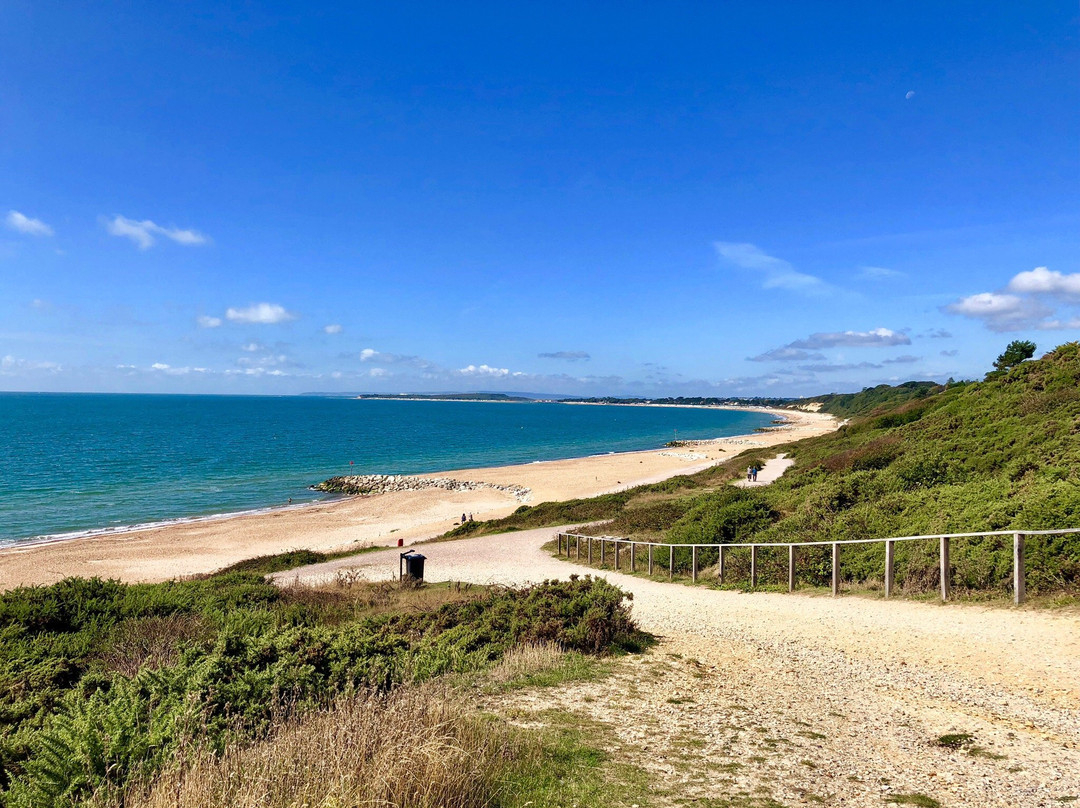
[554,528,1080,604]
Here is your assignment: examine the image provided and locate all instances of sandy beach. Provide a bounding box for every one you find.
[0,407,835,589]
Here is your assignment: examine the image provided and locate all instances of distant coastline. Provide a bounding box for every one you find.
[0,395,778,548]
[0,406,838,589]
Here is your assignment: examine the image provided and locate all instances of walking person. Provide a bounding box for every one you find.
[747,465,753,482]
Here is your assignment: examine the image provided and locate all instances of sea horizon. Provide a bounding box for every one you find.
[0,392,775,546]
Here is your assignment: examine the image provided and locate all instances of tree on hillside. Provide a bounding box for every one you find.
[993,340,1036,372]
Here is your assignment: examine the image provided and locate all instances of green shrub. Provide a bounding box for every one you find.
[0,573,637,807]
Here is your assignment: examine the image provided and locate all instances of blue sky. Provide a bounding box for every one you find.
[2,2,1078,396]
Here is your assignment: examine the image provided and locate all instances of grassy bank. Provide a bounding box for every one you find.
[0,563,642,807]
[448,343,1080,600]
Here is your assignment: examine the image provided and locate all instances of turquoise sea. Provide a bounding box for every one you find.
[0,394,774,545]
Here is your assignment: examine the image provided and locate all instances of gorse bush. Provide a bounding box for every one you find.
[483,343,1080,595]
[0,572,637,807]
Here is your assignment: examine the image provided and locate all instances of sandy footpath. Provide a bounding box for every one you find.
[0,407,834,589]
[278,525,1080,808]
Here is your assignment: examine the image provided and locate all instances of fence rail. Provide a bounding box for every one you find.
[554,528,1080,604]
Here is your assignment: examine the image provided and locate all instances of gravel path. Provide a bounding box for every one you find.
[278,527,1080,807]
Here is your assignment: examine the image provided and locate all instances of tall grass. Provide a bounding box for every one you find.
[118,686,512,808]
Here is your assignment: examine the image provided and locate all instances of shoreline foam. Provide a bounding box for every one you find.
[1,402,780,548]
[0,407,836,589]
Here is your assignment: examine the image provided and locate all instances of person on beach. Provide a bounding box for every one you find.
[747,466,753,482]
[752,466,759,482]
[462,513,466,524]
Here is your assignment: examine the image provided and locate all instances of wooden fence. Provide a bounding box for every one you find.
[555,528,1080,604]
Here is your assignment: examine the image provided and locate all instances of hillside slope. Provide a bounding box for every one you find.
[459,343,1080,596]
[693,342,1080,593]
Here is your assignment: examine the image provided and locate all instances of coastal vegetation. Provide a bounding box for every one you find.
[0,569,640,807]
[455,343,1080,599]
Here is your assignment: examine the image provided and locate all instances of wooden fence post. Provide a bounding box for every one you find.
[718,545,726,583]
[630,542,636,572]
[648,544,654,575]
[939,536,950,602]
[576,535,581,559]
[588,537,593,565]
[668,545,674,580]
[614,540,620,571]
[750,545,758,588]
[788,545,795,592]
[884,540,895,598]
[692,546,698,583]
[1013,532,1026,605]
[831,543,840,596]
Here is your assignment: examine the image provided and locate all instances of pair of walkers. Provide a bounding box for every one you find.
[746,465,759,482]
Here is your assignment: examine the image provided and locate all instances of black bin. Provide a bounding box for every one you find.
[400,551,426,582]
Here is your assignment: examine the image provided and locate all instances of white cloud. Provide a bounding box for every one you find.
[197,315,223,328]
[749,328,910,365]
[945,267,1080,332]
[147,363,207,376]
[358,348,436,370]
[223,367,284,377]
[714,241,829,295]
[1037,317,1080,330]
[857,265,905,280]
[799,361,883,373]
[947,292,1024,317]
[538,351,590,361]
[905,90,916,100]
[225,303,296,324]
[458,364,512,377]
[105,215,207,249]
[945,291,1052,332]
[6,210,54,237]
[240,342,263,352]
[1006,267,1080,301]
[236,352,293,369]
[748,347,827,362]
[369,367,388,378]
[789,327,911,349]
[882,354,921,364]
[324,324,343,334]
[0,354,61,374]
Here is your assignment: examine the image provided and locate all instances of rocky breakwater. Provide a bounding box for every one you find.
[314,474,532,503]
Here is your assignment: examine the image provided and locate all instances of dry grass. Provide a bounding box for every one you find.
[97,614,208,677]
[275,577,484,624]
[485,641,565,687]
[120,685,518,808]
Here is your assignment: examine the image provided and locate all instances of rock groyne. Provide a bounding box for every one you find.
[314,474,531,503]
